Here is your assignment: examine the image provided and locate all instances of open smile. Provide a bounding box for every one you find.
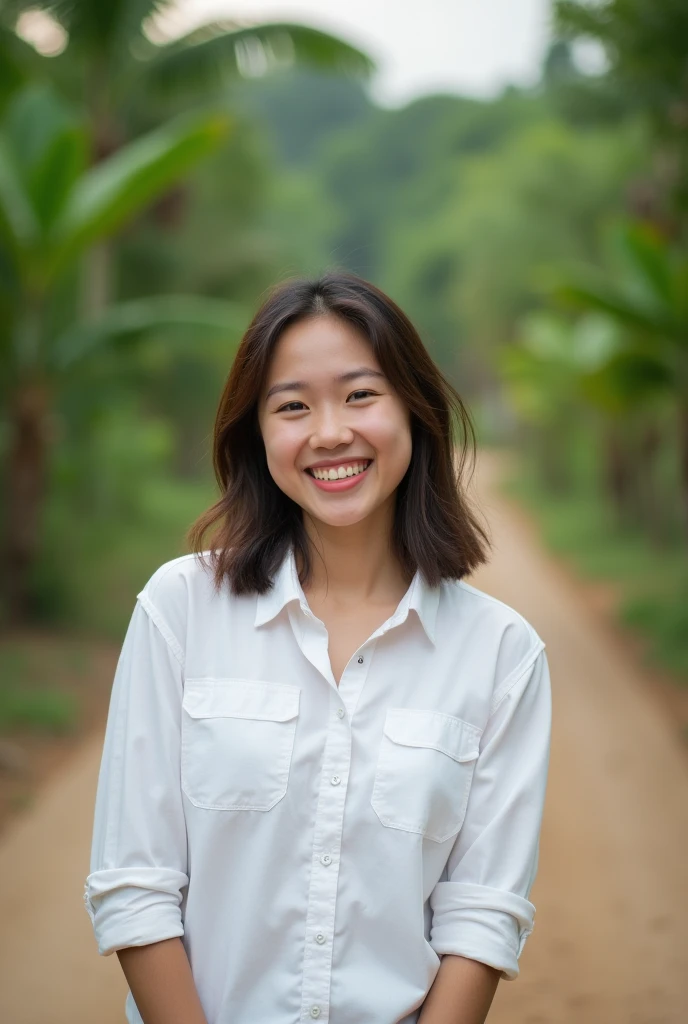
[304,459,373,492]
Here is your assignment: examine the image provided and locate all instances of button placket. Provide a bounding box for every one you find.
[336,636,377,722]
[299,701,353,1022]
[294,618,377,1022]
[290,604,337,689]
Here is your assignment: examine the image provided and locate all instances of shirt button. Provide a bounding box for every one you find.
[330,775,341,786]
[310,1007,321,1019]
[320,853,332,866]
[315,932,326,944]
[357,656,364,664]
[336,708,345,719]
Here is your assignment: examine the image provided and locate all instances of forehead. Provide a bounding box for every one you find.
[266,315,379,380]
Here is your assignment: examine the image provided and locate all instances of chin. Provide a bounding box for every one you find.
[306,503,373,529]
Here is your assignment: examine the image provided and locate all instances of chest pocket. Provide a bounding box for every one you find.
[181,679,300,811]
[371,708,481,843]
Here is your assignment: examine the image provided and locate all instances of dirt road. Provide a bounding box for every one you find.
[1,451,687,1023]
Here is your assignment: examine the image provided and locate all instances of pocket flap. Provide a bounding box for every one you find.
[182,679,300,721]
[383,708,481,762]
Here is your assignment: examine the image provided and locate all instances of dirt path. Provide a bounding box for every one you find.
[473,453,688,1024]
[1,450,687,1024]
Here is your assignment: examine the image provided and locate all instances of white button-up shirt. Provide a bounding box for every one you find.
[84,544,551,1024]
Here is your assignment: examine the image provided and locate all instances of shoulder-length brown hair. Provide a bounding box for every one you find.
[187,270,490,594]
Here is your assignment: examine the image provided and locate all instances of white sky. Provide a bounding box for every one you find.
[162,0,554,106]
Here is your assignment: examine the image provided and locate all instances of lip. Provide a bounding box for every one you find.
[305,460,373,492]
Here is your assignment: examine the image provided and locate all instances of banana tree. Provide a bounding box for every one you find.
[3,3,374,151]
[558,219,688,533]
[500,306,672,529]
[555,0,688,222]
[500,310,620,495]
[1,3,375,314]
[0,84,245,623]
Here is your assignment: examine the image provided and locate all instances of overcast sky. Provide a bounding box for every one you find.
[162,0,554,106]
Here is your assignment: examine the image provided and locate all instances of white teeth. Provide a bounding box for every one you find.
[311,461,370,481]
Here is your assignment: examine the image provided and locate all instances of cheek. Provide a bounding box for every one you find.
[262,422,303,478]
[367,407,412,470]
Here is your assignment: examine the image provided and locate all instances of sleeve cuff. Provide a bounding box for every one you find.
[84,867,189,956]
[429,881,535,981]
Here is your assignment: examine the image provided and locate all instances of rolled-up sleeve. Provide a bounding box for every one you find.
[430,645,552,980]
[83,595,189,956]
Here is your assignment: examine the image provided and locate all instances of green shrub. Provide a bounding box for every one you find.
[0,685,77,734]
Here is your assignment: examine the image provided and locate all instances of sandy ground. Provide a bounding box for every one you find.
[0,451,687,1023]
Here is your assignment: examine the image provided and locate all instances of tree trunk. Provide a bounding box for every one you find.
[601,421,634,529]
[80,241,113,319]
[637,417,666,545]
[2,378,53,624]
[79,93,121,322]
[538,424,571,495]
[678,400,688,541]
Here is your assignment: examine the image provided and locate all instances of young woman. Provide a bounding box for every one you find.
[84,271,552,1024]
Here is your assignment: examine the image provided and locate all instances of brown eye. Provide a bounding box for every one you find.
[348,390,376,401]
[277,401,306,412]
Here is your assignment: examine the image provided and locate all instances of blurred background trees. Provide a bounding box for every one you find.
[0,0,686,678]
[0,1,373,624]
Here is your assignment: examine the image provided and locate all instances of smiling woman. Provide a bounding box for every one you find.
[84,270,552,1024]
[188,271,489,594]
[258,313,414,542]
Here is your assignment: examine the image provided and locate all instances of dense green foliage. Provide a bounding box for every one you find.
[0,0,686,689]
[0,1,373,625]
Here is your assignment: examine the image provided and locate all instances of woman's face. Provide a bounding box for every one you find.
[258,314,412,531]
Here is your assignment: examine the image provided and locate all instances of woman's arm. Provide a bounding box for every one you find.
[418,955,501,1024]
[83,592,194,989]
[428,647,552,982]
[117,938,208,1024]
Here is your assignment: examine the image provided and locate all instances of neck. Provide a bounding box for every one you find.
[298,496,411,607]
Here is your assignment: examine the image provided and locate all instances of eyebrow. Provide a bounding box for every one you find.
[265,367,387,400]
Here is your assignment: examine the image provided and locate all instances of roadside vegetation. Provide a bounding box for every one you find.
[0,0,686,756]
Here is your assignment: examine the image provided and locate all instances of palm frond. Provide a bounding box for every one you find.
[49,110,230,270]
[143,21,374,98]
[0,134,39,247]
[52,294,247,368]
[557,282,683,340]
[0,23,46,109]
[16,0,169,73]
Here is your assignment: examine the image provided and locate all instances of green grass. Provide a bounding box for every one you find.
[504,462,688,683]
[0,472,217,738]
[621,585,688,677]
[0,684,77,734]
[36,474,216,640]
[0,640,87,736]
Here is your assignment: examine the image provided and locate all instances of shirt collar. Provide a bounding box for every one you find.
[254,544,440,645]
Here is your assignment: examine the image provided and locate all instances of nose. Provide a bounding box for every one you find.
[309,405,355,450]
